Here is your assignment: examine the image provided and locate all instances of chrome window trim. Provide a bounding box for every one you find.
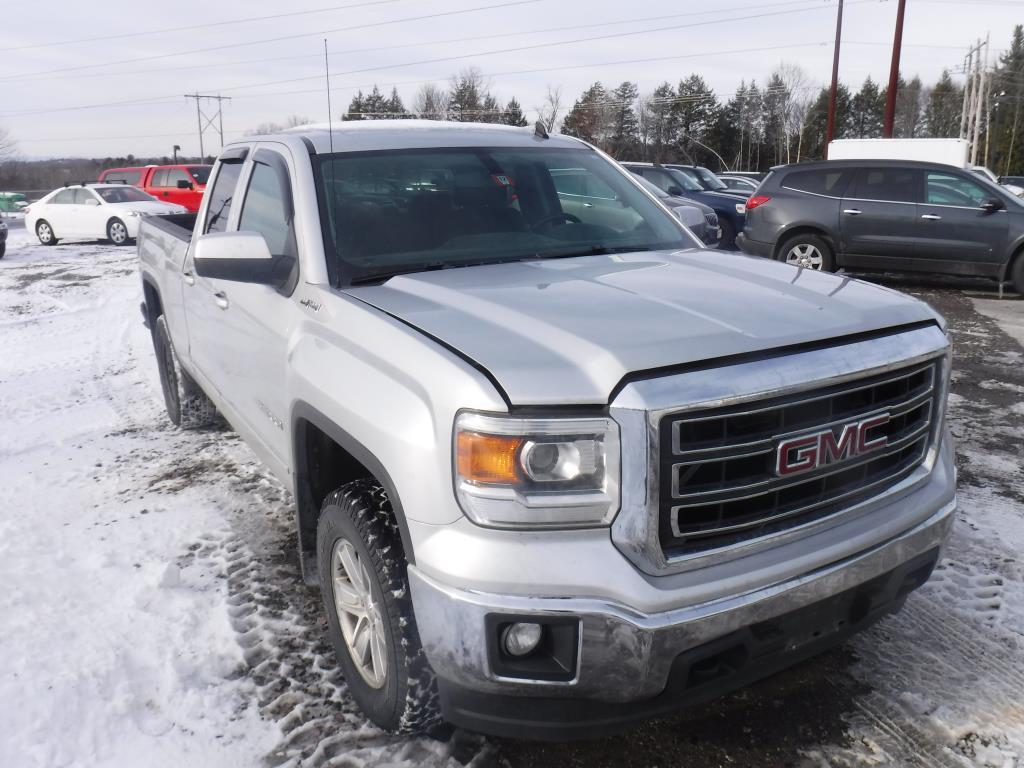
[779,186,841,200]
[841,196,917,206]
[608,324,950,576]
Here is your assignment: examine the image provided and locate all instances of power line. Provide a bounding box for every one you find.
[0,0,408,53]
[11,0,832,85]
[0,0,541,82]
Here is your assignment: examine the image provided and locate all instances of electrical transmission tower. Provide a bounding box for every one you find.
[184,93,231,160]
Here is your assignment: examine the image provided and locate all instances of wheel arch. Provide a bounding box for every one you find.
[292,401,416,587]
[140,275,163,331]
[772,224,837,260]
[999,236,1024,283]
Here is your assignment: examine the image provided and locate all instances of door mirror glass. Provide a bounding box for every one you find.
[176,179,194,190]
[980,197,1004,213]
[84,198,100,207]
[194,231,294,287]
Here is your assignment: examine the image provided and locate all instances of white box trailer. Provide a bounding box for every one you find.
[826,138,969,168]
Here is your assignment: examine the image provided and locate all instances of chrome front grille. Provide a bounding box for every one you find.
[658,360,939,556]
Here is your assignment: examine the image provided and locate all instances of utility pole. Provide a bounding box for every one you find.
[960,43,977,140]
[882,0,907,137]
[825,0,844,157]
[184,93,231,161]
[971,33,990,166]
[172,144,180,163]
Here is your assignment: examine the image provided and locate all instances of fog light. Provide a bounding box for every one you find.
[502,622,543,657]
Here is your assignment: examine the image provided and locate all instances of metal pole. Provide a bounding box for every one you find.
[882,0,907,137]
[960,46,975,139]
[217,95,225,150]
[192,95,205,160]
[825,0,844,157]
[971,38,986,166]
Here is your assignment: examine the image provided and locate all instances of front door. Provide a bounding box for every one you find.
[916,170,1009,277]
[839,166,921,269]
[151,168,196,208]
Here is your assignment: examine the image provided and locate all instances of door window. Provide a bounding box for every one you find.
[103,170,142,185]
[238,159,294,257]
[73,189,98,204]
[204,160,245,234]
[926,172,991,207]
[165,169,193,189]
[850,168,919,203]
[150,169,168,188]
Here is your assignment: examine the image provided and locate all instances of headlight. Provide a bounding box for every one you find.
[126,211,142,217]
[453,411,619,529]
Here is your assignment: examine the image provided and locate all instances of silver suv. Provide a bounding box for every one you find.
[137,122,956,740]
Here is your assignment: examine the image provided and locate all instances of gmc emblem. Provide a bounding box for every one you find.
[775,414,891,477]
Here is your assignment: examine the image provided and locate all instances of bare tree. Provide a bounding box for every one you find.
[536,85,563,132]
[0,126,17,163]
[774,63,813,163]
[412,83,449,119]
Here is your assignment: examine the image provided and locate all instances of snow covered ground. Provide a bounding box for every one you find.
[0,225,1021,768]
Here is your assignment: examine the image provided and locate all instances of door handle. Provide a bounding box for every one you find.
[213,291,229,310]
[582,202,594,208]
[842,209,862,215]
[182,269,195,286]
[921,214,942,221]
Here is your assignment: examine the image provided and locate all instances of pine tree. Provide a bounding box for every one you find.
[561,83,610,147]
[607,82,640,158]
[673,75,719,164]
[503,97,528,127]
[850,77,885,138]
[894,75,925,138]
[343,90,366,121]
[386,87,409,119]
[992,25,1024,174]
[923,70,963,138]
[645,82,678,162]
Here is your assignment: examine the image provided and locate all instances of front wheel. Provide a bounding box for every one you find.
[0,240,5,259]
[317,480,442,734]
[36,220,58,246]
[777,233,836,272]
[107,218,130,246]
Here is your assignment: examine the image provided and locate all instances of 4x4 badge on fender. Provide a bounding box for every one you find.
[775,413,890,477]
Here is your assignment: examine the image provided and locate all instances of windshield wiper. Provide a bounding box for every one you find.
[533,244,653,260]
[349,262,452,285]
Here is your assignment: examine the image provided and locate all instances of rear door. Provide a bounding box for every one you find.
[840,166,920,268]
[204,146,296,465]
[916,170,1008,277]
[553,170,641,231]
[74,188,108,238]
[46,189,80,237]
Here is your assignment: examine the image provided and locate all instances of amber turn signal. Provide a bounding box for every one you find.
[456,431,524,485]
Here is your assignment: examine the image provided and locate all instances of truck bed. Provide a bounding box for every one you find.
[142,212,197,242]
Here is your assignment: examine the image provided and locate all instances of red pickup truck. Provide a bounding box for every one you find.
[98,164,211,212]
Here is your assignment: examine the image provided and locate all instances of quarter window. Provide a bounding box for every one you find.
[926,172,990,206]
[204,160,245,234]
[104,170,142,185]
[238,160,294,257]
[783,169,852,197]
[850,168,919,203]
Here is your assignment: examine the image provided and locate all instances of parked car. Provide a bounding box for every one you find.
[0,192,29,214]
[718,175,761,194]
[25,183,187,246]
[736,159,1024,293]
[0,218,6,259]
[1000,175,1024,187]
[99,164,212,212]
[138,121,955,740]
[971,166,1024,197]
[663,164,750,201]
[622,162,745,248]
[631,174,720,246]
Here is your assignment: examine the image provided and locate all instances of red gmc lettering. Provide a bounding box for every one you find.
[776,414,891,477]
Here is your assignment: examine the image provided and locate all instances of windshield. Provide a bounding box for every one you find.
[634,175,669,198]
[317,146,691,285]
[685,167,726,191]
[187,166,212,185]
[96,187,157,203]
[665,168,703,192]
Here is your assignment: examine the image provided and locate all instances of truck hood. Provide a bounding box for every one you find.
[345,250,941,405]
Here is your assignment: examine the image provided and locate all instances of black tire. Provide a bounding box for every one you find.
[718,218,736,250]
[153,315,218,429]
[776,232,836,272]
[0,240,5,259]
[36,220,58,246]
[317,480,442,734]
[107,218,130,246]
[1011,253,1024,296]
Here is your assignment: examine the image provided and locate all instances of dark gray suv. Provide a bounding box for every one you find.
[737,159,1024,293]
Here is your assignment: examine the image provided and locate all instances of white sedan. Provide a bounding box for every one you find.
[25,184,188,246]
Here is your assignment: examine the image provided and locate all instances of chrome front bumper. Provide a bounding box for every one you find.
[409,486,955,704]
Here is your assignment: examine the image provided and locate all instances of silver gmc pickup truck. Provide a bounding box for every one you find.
[137,121,956,740]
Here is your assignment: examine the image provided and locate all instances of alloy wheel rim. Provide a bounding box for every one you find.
[111,222,127,243]
[331,538,388,689]
[786,243,823,270]
[38,223,51,242]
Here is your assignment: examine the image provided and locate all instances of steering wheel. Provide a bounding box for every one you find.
[532,212,582,230]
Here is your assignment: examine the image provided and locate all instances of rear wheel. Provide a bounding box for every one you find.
[1011,253,1024,296]
[153,315,218,429]
[107,218,130,246]
[0,240,5,259]
[718,219,736,250]
[777,233,836,272]
[317,480,442,734]
[36,220,58,246]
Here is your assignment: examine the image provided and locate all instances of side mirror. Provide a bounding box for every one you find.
[667,185,683,196]
[84,198,100,207]
[177,179,194,190]
[194,231,294,288]
[980,197,1004,213]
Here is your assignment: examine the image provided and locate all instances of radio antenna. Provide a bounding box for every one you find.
[324,38,334,154]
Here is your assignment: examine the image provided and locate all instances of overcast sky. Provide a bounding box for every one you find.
[1,0,1019,159]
